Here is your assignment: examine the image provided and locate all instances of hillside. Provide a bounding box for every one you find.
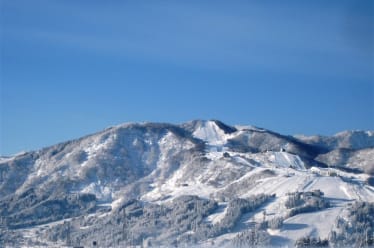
[0,120,373,247]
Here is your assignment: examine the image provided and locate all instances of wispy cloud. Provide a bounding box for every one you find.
[3,0,373,80]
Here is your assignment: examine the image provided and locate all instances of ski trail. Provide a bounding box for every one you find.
[303,175,319,191]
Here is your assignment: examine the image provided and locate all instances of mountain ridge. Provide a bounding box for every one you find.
[3,120,372,157]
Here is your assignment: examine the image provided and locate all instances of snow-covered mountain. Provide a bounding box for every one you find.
[295,130,374,150]
[0,120,373,247]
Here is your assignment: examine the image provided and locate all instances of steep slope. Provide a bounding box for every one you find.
[0,123,205,228]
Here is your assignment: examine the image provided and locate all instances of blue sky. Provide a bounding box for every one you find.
[1,0,373,155]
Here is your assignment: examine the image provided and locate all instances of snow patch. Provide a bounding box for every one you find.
[80,182,113,201]
[193,121,228,146]
[270,152,306,170]
[81,133,116,167]
[206,203,228,224]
